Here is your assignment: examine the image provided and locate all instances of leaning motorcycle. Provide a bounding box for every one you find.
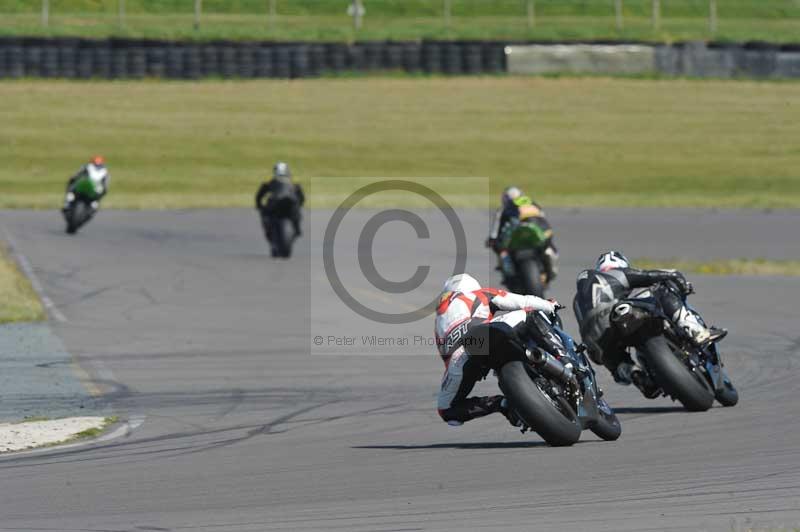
[499,220,553,297]
[467,308,621,446]
[609,282,738,411]
[63,175,103,234]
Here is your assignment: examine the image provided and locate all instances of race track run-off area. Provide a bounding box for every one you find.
[0,208,799,531]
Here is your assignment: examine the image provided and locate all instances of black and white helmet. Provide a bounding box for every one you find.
[273,161,291,179]
[595,251,630,272]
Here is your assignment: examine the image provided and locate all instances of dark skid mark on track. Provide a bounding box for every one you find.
[355,441,557,450]
[613,405,686,414]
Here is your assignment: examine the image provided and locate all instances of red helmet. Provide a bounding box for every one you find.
[90,155,105,166]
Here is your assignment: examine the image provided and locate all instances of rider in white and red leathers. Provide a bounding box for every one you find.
[434,273,559,426]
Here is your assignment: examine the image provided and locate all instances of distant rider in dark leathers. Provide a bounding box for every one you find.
[255,161,304,241]
[486,186,559,282]
[573,251,727,396]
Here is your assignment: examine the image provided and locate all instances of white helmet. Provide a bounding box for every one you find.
[442,273,481,294]
[502,186,522,208]
[273,161,291,178]
[595,251,630,272]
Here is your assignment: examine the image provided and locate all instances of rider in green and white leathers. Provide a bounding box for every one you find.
[64,155,109,211]
[486,186,559,280]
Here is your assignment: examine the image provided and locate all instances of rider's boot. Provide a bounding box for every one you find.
[62,192,75,212]
[614,362,660,398]
[544,246,559,280]
[675,308,727,347]
[500,251,515,278]
[630,368,661,399]
[500,398,524,429]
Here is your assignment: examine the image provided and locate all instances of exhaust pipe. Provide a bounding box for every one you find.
[528,348,574,383]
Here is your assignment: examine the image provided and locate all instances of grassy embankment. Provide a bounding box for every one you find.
[636,259,800,277]
[0,0,798,42]
[0,243,45,323]
[1,77,799,209]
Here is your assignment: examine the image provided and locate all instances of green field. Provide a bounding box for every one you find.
[0,0,799,42]
[1,77,799,209]
[0,244,45,323]
[636,258,800,276]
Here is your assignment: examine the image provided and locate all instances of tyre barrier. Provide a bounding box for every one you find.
[2,38,798,79]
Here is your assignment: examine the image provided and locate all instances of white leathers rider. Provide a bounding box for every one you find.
[434,273,557,426]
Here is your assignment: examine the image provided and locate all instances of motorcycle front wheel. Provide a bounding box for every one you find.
[589,398,622,441]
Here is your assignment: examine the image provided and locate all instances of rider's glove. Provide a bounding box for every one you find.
[672,273,691,295]
[484,238,496,249]
[537,298,559,315]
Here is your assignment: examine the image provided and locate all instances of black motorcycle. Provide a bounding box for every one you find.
[608,282,738,411]
[467,308,621,446]
[259,197,298,258]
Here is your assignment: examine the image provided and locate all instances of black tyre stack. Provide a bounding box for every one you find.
[273,46,290,78]
[0,38,511,79]
[422,42,442,73]
[8,42,25,78]
[254,46,273,78]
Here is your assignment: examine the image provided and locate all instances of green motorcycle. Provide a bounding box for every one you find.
[63,175,103,234]
[500,220,553,297]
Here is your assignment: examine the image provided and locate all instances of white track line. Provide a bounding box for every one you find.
[2,227,68,323]
[1,226,148,448]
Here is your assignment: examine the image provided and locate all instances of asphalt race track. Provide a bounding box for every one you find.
[1,208,799,532]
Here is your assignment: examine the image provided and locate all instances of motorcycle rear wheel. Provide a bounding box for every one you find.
[517,257,545,297]
[641,336,714,412]
[498,360,581,446]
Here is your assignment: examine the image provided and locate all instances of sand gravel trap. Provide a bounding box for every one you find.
[0,417,107,453]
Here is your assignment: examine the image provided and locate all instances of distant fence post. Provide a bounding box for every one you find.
[651,0,660,31]
[119,0,126,28]
[269,0,277,31]
[709,0,717,35]
[352,0,363,31]
[194,0,202,31]
[527,0,535,29]
[41,0,49,28]
[615,0,623,31]
[444,0,451,30]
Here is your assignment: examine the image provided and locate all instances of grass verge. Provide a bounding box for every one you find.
[0,0,798,42]
[68,416,118,442]
[1,77,799,209]
[0,242,46,323]
[635,258,800,276]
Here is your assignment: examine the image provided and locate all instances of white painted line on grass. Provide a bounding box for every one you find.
[0,413,147,459]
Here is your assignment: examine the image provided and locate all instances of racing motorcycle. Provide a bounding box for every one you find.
[63,172,105,234]
[499,219,553,297]
[259,198,297,258]
[609,282,738,411]
[467,307,621,447]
